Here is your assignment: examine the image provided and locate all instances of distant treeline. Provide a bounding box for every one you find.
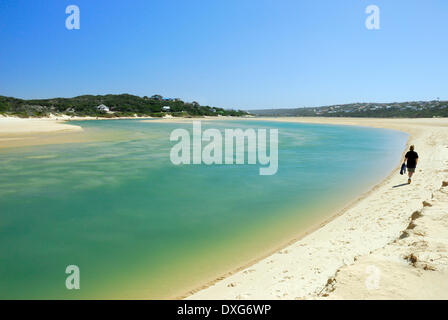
[251,100,448,118]
[0,94,248,118]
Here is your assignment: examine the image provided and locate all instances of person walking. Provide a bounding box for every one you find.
[404,145,419,184]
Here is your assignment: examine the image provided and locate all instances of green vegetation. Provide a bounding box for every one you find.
[252,101,448,118]
[0,94,248,118]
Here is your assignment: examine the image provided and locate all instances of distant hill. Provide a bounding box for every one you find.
[0,94,248,118]
[251,101,448,118]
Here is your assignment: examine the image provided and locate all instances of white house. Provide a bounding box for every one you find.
[162,106,171,112]
[97,104,110,112]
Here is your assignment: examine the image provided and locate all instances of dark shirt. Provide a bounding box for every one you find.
[405,151,419,168]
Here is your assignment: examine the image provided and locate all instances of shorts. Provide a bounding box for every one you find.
[407,167,416,173]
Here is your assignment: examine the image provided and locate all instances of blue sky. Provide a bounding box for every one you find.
[0,0,447,109]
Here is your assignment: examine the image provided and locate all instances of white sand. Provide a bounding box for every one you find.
[0,116,85,148]
[187,117,448,300]
[0,116,83,134]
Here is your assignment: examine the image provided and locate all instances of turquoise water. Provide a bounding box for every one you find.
[0,120,407,299]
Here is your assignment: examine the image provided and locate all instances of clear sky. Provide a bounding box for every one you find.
[0,0,447,109]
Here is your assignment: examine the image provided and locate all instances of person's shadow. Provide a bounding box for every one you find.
[393,183,409,188]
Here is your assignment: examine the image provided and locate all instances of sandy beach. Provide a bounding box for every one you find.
[0,116,85,148]
[0,116,83,134]
[187,117,448,300]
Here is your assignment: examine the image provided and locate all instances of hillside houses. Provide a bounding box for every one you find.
[97,104,110,112]
[252,99,448,118]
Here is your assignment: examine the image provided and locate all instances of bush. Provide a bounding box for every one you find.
[0,94,250,118]
[16,112,30,118]
[172,111,189,117]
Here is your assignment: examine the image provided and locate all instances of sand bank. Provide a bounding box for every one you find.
[0,116,83,134]
[187,117,448,300]
[0,116,87,149]
[0,115,153,148]
[140,115,239,124]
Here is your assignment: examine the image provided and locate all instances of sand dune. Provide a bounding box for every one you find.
[187,117,448,300]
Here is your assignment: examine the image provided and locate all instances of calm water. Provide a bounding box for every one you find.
[0,119,407,299]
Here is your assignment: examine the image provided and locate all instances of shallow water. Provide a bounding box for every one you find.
[0,119,407,299]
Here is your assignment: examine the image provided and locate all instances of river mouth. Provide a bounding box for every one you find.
[0,119,407,299]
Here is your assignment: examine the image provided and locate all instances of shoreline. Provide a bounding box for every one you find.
[175,164,403,299]
[176,147,407,299]
[0,116,83,134]
[187,117,448,300]
[176,118,410,299]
